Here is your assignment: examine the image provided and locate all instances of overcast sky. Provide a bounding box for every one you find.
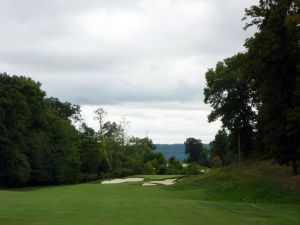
[0,0,258,143]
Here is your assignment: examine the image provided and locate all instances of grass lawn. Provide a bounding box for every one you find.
[0,162,299,225]
[0,182,299,225]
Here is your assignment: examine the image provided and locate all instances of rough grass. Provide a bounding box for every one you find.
[0,161,299,225]
[172,160,300,204]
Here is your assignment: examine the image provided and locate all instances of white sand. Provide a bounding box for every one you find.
[101,178,144,184]
[102,177,178,186]
[145,178,177,186]
[142,182,157,186]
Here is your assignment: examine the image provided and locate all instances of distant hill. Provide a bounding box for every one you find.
[155,143,210,162]
[155,144,186,161]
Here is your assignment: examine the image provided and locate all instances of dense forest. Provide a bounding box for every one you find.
[0,73,207,187]
[0,0,299,187]
[205,0,300,174]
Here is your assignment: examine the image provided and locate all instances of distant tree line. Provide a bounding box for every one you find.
[204,0,300,174]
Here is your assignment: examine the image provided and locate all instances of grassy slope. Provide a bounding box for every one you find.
[171,160,300,204]
[0,161,299,225]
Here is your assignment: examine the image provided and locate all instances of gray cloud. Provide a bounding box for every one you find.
[81,103,221,143]
[0,0,258,142]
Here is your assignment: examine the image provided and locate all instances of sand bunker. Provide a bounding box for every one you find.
[101,178,144,184]
[143,178,177,186]
[142,182,157,186]
[102,177,178,186]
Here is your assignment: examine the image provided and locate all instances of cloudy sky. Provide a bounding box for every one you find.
[0,0,258,143]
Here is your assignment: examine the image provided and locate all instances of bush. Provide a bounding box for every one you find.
[184,163,203,175]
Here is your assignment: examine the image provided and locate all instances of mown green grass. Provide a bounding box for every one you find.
[0,182,299,225]
[0,161,299,225]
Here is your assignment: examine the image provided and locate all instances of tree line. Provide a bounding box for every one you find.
[1,0,298,187]
[0,73,205,187]
[205,0,300,174]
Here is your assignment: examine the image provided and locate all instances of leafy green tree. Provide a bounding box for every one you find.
[184,163,202,175]
[0,73,169,186]
[204,54,257,160]
[0,73,81,186]
[0,73,45,186]
[244,0,300,174]
[46,113,81,184]
[45,97,82,122]
[102,121,126,145]
[79,123,102,181]
[184,137,207,165]
[125,136,166,175]
[167,156,182,174]
[126,155,144,174]
[144,162,155,175]
[127,137,156,151]
[143,151,166,174]
[210,129,229,165]
[104,137,123,172]
[94,107,107,135]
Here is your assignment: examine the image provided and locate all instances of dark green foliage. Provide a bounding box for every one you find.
[244,0,300,174]
[204,0,300,173]
[0,73,81,186]
[124,137,167,175]
[167,156,183,174]
[184,163,204,175]
[102,122,122,140]
[79,123,102,181]
[210,129,229,164]
[47,115,81,184]
[104,137,123,172]
[45,97,82,122]
[184,137,208,166]
[204,54,256,159]
[0,73,45,186]
[0,73,175,187]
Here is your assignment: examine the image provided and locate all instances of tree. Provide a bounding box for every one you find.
[184,137,207,165]
[0,73,46,186]
[204,53,257,160]
[94,107,111,171]
[0,73,81,186]
[144,162,155,175]
[103,137,123,172]
[119,116,130,146]
[127,137,156,151]
[102,121,123,143]
[94,107,107,135]
[210,129,229,165]
[125,136,166,175]
[244,0,300,174]
[46,114,81,184]
[79,123,102,181]
[167,156,182,174]
[45,97,82,123]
